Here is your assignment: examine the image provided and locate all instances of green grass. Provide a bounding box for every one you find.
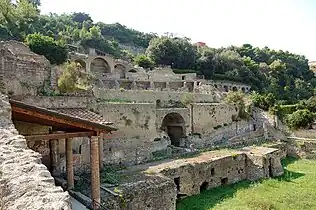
[177,157,316,210]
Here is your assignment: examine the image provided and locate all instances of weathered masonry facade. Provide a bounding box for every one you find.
[102,147,284,210]
[0,40,287,210]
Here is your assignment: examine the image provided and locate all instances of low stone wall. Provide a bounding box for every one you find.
[291,129,316,139]
[93,88,217,103]
[102,146,284,210]
[0,94,71,210]
[11,95,92,108]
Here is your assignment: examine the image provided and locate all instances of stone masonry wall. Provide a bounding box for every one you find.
[92,103,169,165]
[93,88,218,103]
[189,103,254,148]
[103,147,284,210]
[0,93,71,210]
[0,41,50,96]
[191,103,238,136]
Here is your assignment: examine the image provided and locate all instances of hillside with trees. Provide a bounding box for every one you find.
[1,0,315,109]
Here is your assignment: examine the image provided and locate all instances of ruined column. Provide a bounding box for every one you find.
[65,138,74,189]
[90,136,101,207]
[50,139,60,177]
[99,134,104,170]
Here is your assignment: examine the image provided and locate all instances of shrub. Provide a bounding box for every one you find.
[285,109,315,130]
[25,33,68,65]
[133,54,154,69]
[250,92,276,111]
[224,91,251,120]
[181,93,194,106]
[58,62,92,93]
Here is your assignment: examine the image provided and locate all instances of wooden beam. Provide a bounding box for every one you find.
[24,131,96,141]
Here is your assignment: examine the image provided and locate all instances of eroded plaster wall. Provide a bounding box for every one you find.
[189,103,254,147]
[94,103,157,139]
[191,103,238,135]
[93,103,166,165]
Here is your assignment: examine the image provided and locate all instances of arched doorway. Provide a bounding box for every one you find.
[241,87,246,92]
[224,85,229,92]
[90,57,111,78]
[232,86,238,92]
[114,64,126,78]
[75,59,86,71]
[161,113,185,147]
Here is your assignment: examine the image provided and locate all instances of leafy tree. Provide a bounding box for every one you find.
[71,12,92,24]
[133,54,154,69]
[146,36,197,69]
[0,0,38,40]
[25,33,68,64]
[285,109,315,130]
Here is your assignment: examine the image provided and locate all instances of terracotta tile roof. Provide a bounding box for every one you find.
[49,108,113,126]
[9,99,117,132]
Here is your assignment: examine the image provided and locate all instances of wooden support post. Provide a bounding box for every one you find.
[49,139,60,176]
[99,134,104,170]
[90,136,101,208]
[66,138,74,189]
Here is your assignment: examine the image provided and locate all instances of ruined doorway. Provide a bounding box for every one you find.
[161,113,185,147]
[91,57,111,78]
[114,64,126,78]
[200,181,209,192]
[167,126,183,147]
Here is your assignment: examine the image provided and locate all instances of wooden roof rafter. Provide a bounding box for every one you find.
[9,99,118,135]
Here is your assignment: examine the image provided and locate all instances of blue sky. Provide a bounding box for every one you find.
[40,0,316,61]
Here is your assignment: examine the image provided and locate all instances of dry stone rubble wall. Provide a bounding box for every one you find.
[0,94,71,210]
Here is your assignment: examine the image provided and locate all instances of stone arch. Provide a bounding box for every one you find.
[74,59,86,71]
[128,69,137,73]
[114,64,126,78]
[223,85,229,92]
[241,87,246,92]
[232,86,238,92]
[90,57,111,77]
[161,113,185,147]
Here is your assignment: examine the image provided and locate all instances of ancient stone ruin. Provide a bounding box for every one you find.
[0,94,71,210]
[0,41,293,210]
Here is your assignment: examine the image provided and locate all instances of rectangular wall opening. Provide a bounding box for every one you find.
[174,177,180,192]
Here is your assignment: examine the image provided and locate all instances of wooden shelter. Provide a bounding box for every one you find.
[9,99,118,208]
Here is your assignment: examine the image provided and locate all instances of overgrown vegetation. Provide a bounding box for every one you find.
[133,54,154,69]
[25,33,68,64]
[177,158,316,210]
[1,0,314,107]
[57,61,92,93]
[285,109,315,130]
[100,166,122,185]
[224,91,252,120]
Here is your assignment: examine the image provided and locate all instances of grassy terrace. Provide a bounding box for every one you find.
[177,158,316,210]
